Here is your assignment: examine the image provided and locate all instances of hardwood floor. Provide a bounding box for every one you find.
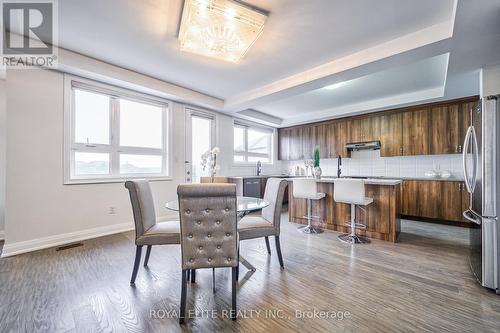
[1,214,499,332]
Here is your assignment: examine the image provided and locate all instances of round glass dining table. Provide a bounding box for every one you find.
[165,196,270,272]
[165,196,269,215]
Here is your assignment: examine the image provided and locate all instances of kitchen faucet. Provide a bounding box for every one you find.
[257,160,262,176]
[337,155,342,177]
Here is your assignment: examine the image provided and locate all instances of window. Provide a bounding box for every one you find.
[65,77,170,183]
[233,123,273,164]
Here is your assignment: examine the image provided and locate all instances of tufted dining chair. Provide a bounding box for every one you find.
[125,180,180,285]
[177,183,239,324]
[238,178,288,268]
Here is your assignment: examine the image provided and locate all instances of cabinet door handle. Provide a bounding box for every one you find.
[458,145,462,153]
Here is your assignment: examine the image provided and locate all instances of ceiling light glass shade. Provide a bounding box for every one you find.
[179,0,267,63]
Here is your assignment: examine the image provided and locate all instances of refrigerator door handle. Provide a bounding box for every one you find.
[463,209,482,225]
[462,126,474,193]
[470,126,479,192]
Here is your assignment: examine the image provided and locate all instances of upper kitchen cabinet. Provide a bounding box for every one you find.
[402,109,430,156]
[328,121,350,158]
[349,116,381,143]
[289,127,304,160]
[301,125,316,160]
[313,124,329,158]
[429,104,462,154]
[380,112,402,157]
[277,96,479,161]
[278,128,291,160]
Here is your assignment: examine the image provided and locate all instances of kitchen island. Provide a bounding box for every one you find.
[287,178,402,242]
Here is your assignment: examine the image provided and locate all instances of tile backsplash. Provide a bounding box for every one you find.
[283,150,464,179]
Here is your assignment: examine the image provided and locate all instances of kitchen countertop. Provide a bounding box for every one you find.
[228,175,464,182]
[286,176,402,186]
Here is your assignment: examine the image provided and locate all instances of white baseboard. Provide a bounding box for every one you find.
[1,222,134,258]
[0,230,4,241]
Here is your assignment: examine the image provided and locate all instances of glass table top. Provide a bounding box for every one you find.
[165,196,269,213]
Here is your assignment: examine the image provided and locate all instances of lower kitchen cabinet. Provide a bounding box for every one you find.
[401,180,469,224]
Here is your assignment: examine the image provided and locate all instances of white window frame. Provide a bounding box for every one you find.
[233,120,274,166]
[63,75,172,184]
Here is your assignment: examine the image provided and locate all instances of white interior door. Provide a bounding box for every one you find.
[185,109,216,183]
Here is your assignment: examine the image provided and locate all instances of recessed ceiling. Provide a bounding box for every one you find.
[29,0,500,126]
[255,53,450,124]
[57,0,455,98]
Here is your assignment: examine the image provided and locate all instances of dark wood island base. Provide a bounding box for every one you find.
[287,179,402,242]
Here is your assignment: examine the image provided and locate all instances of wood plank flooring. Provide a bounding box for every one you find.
[1,214,499,332]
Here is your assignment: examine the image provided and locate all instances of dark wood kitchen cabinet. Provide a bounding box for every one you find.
[349,116,381,143]
[278,128,291,160]
[327,121,349,158]
[289,127,304,160]
[313,124,329,158]
[380,112,403,157]
[429,105,462,154]
[301,125,315,160]
[277,96,478,161]
[402,109,430,156]
[401,180,470,224]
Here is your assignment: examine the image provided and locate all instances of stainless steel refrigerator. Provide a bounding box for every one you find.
[462,95,499,292]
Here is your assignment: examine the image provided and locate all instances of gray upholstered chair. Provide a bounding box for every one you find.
[125,180,180,285]
[238,178,288,268]
[177,183,239,323]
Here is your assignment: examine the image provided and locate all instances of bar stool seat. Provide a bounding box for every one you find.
[333,178,373,244]
[293,178,325,234]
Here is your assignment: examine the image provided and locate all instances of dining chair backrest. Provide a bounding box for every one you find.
[177,183,238,270]
[262,178,288,233]
[125,179,156,240]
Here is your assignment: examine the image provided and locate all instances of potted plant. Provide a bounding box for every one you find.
[313,147,322,179]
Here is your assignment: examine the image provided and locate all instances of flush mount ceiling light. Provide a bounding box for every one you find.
[178,0,268,63]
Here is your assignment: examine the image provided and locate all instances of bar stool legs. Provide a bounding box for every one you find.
[298,198,324,234]
[338,204,369,244]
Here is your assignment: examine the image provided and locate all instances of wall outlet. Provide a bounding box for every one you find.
[108,206,117,215]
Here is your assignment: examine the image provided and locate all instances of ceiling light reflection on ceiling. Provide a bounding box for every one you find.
[323,82,347,90]
[178,0,268,63]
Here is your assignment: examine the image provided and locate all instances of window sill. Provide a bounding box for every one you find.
[64,176,173,185]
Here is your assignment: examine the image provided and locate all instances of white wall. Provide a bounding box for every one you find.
[0,79,6,239]
[2,68,282,256]
[481,65,500,97]
[284,150,463,179]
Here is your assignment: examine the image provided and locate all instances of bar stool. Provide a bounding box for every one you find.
[333,179,373,244]
[292,178,325,234]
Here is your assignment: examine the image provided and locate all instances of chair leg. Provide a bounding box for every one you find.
[143,245,152,267]
[130,245,143,285]
[190,269,196,283]
[179,270,188,324]
[264,236,271,255]
[187,269,191,281]
[275,236,284,269]
[231,266,238,321]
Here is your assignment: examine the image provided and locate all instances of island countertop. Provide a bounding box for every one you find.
[286,177,402,186]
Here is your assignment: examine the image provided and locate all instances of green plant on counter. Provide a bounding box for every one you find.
[313,147,320,167]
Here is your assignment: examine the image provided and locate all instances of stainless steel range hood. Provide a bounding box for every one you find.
[345,141,381,151]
